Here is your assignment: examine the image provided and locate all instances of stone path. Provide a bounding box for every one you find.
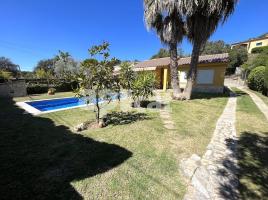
[238,87,268,121]
[155,91,176,130]
[181,92,239,200]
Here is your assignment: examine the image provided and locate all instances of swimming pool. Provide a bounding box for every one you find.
[17,94,122,115]
[26,97,87,112]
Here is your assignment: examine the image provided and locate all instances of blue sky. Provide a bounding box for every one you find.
[0,0,267,71]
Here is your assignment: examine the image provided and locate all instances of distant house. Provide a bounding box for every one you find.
[231,34,268,53]
[116,53,229,94]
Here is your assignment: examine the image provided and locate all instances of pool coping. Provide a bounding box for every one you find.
[16,96,125,115]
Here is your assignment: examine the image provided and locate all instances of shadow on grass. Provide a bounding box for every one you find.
[106,111,150,126]
[191,88,230,100]
[139,101,167,109]
[0,98,132,200]
[218,132,268,200]
[233,90,248,97]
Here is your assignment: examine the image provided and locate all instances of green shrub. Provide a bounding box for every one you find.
[26,81,77,94]
[0,70,13,80]
[55,81,78,92]
[251,46,268,54]
[131,72,156,106]
[248,66,265,92]
[226,47,248,75]
[265,66,268,95]
[27,84,48,94]
[48,88,56,95]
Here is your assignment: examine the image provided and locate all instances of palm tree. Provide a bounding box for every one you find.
[181,0,238,100]
[144,0,185,98]
[55,50,71,63]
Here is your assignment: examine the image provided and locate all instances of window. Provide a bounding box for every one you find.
[179,71,187,83]
[256,42,263,46]
[197,70,214,84]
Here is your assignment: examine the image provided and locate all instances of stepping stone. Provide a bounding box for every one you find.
[164,124,175,130]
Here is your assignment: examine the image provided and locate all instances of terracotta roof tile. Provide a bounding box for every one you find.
[134,53,229,69]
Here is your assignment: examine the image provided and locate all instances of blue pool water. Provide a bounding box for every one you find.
[26,95,120,112]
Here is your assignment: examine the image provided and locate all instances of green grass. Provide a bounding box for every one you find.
[0,92,229,199]
[233,88,268,199]
[170,93,229,157]
[251,90,268,106]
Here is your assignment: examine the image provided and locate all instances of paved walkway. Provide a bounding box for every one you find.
[181,93,239,200]
[238,87,268,121]
[155,91,176,130]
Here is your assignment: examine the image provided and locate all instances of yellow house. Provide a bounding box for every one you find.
[133,53,229,93]
[231,34,268,53]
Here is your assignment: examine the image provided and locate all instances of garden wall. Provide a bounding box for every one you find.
[0,80,27,97]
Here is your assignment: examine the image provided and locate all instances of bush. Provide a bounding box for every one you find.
[131,72,156,106]
[227,47,248,75]
[27,84,48,94]
[248,66,265,92]
[265,66,268,95]
[251,46,268,54]
[48,88,56,95]
[55,81,78,92]
[26,81,78,94]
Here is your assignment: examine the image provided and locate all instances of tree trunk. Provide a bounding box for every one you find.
[96,90,100,123]
[183,41,202,100]
[169,42,181,98]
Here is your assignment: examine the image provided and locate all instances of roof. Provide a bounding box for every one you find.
[134,53,229,70]
[232,34,268,45]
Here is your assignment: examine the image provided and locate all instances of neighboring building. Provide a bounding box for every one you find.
[115,53,229,93]
[231,34,268,53]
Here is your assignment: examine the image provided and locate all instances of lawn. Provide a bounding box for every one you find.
[233,88,268,199]
[0,92,229,200]
[251,90,268,106]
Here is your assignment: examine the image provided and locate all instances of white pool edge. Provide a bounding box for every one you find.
[16,102,42,115]
[16,96,126,115]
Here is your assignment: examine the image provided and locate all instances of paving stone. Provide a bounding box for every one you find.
[183,93,239,200]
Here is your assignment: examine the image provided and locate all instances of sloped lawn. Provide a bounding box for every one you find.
[233,88,268,199]
[251,90,268,106]
[0,93,228,200]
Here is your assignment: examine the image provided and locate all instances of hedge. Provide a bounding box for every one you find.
[265,66,268,92]
[27,81,78,94]
[251,46,268,54]
[248,66,265,92]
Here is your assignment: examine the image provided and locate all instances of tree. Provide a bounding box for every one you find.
[151,48,185,59]
[201,40,230,55]
[35,68,53,88]
[181,0,238,100]
[54,57,80,80]
[227,47,248,74]
[21,71,35,79]
[0,70,13,80]
[34,59,55,75]
[54,50,71,62]
[151,48,170,59]
[119,62,136,93]
[144,0,185,98]
[76,42,115,124]
[243,52,268,73]
[0,57,20,76]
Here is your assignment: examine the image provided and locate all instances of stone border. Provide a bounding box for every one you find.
[181,91,238,200]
